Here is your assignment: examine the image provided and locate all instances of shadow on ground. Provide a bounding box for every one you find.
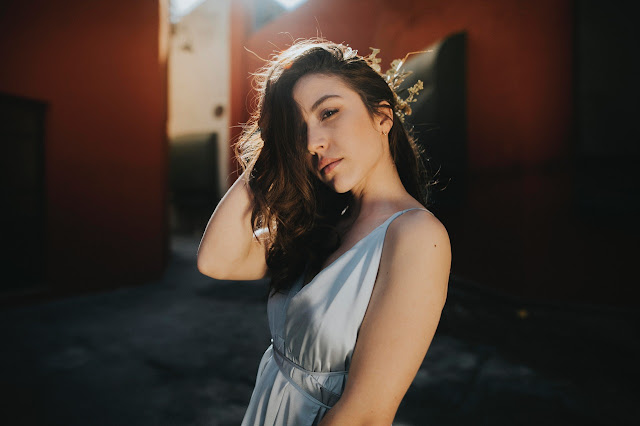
[1,235,638,425]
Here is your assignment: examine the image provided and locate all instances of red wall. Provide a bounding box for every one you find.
[231,0,573,173]
[229,0,580,302]
[0,0,168,294]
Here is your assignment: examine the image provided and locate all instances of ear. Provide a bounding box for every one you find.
[376,101,394,134]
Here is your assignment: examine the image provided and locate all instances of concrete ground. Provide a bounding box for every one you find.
[1,234,638,426]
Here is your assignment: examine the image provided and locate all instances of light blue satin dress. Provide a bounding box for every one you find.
[241,208,428,425]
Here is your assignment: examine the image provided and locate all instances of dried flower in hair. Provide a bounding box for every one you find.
[364,47,428,123]
[366,48,382,73]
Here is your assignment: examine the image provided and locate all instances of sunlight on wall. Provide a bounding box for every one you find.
[170,0,206,22]
[274,0,308,10]
[168,0,231,194]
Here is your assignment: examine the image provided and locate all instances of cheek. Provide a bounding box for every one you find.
[359,141,386,168]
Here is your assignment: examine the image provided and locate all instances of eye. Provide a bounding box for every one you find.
[320,108,338,121]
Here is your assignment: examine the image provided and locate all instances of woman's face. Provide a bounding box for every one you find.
[292,73,392,194]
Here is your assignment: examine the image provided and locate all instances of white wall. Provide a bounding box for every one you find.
[168,0,231,192]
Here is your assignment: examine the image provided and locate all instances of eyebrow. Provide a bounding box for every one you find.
[311,94,342,112]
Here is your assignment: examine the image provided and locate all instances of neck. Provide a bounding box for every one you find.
[349,156,410,220]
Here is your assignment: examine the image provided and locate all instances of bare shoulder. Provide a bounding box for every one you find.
[385,209,451,258]
[377,208,451,298]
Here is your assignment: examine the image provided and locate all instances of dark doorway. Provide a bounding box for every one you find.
[0,93,47,294]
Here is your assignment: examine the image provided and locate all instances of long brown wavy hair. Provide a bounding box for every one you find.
[235,40,434,294]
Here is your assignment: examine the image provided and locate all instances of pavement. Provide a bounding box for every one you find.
[1,234,638,426]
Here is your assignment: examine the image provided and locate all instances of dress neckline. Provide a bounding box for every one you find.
[296,207,427,293]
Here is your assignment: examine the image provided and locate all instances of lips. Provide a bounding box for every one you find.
[318,158,342,175]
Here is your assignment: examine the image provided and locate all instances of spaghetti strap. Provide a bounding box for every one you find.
[388,207,433,223]
[400,207,431,214]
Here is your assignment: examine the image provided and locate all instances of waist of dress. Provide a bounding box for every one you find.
[271,343,347,409]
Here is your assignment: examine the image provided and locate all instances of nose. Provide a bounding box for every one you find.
[306,125,327,155]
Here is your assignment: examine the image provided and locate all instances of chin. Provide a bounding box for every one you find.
[332,186,351,194]
[323,176,354,194]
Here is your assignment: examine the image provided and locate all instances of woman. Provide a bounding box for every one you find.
[197,40,451,425]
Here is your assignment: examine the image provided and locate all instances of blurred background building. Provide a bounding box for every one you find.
[1,0,170,301]
[1,0,637,306]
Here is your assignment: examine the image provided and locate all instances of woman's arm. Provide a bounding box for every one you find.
[196,173,268,280]
[319,210,451,425]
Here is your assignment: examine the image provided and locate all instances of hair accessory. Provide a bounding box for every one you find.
[364,48,426,123]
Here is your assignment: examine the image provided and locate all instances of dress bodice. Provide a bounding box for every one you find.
[242,208,430,425]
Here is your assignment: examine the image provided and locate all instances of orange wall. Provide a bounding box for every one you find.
[231,0,573,173]
[0,0,168,292]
